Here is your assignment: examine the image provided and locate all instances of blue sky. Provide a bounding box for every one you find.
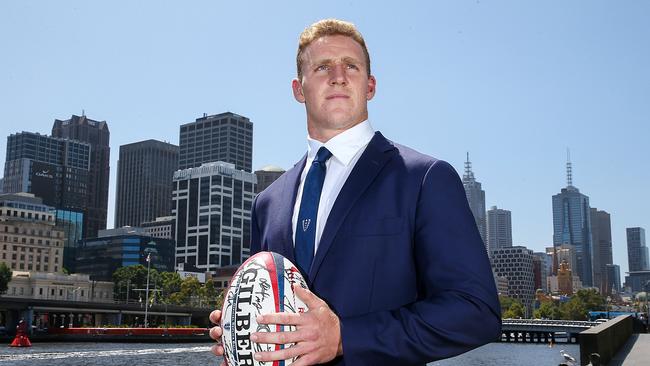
[1,1,648,277]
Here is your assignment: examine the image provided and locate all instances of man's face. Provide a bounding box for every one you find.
[292,35,376,141]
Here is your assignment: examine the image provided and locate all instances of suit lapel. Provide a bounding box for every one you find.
[273,155,306,261]
[309,132,396,282]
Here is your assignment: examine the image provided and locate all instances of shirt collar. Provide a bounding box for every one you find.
[306,120,375,166]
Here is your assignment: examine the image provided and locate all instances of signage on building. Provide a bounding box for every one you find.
[30,161,57,205]
[178,271,206,283]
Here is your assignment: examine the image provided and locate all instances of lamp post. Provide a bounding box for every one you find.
[144,250,151,328]
[606,296,611,320]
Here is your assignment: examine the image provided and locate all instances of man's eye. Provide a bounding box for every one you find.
[316,65,329,71]
[347,64,359,70]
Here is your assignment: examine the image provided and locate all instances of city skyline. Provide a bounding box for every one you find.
[1,1,648,276]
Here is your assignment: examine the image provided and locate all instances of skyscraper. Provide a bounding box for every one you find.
[173,161,256,272]
[626,227,648,272]
[179,112,253,172]
[552,154,594,287]
[52,114,110,239]
[487,206,512,251]
[115,139,179,228]
[605,264,621,296]
[590,208,613,294]
[462,153,486,247]
[490,246,535,315]
[3,132,91,210]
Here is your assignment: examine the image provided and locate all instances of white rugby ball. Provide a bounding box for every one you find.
[221,251,309,366]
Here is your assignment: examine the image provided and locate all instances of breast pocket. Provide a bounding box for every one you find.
[351,217,404,237]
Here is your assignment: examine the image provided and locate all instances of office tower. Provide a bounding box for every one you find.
[532,252,549,293]
[552,153,594,286]
[115,140,179,228]
[255,165,285,194]
[76,227,175,281]
[626,227,649,271]
[52,114,110,238]
[141,216,175,240]
[490,246,535,315]
[462,153,486,247]
[605,264,621,296]
[173,162,256,272]
[590,208,613,294]
[487,206,512,251]
[4,132,91,209]
[179,112,253,172]
[0,193,64,273]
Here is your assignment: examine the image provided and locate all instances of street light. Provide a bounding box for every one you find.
[143,243,158,328]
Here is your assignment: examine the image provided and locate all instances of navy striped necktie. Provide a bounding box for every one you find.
[295,146,333,276]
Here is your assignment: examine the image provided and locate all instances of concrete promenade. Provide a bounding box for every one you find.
[609,334,650,366]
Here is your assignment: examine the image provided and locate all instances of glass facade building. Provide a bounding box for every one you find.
[179,112,253,172]
[55,209,84,272]
[487,206,512,252]
[52,114,111,239]
[590,208,613,295]
[462,154,486,248]
[76,233,175,281]
[626,227,649,272]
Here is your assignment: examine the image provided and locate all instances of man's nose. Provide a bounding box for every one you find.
[329,64,348,85]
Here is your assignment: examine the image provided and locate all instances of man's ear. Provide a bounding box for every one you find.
[366,75,377,101]
[292,78,306,103]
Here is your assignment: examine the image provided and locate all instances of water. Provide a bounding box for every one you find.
[0,342,580,365]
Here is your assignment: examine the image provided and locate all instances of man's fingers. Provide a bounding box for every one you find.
[210,309,222,324]
[257,312,303,325]
[251,329,302,345]
[294,285,323,309]
[209,326,222,341]
[254,343,305,362]
[210,343,224,356]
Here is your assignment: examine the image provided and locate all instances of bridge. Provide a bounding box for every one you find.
[501,318,600,343]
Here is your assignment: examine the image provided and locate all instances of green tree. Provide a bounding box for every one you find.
[500,295,526,318]
[534,301,561,319]
[0,262,12,294]
[574,288,605,311]
[560,297,587,320]
[112,264,161,302]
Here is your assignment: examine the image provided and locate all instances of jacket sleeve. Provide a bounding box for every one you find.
[339,159,501,365]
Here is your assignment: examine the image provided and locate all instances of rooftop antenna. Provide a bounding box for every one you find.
[464,152,475,181]
[82,109,85,117]
[566,148,573,187]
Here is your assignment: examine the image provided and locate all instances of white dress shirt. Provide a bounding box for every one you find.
[292,120,375,253]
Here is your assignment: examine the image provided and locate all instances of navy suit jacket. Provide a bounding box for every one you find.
[251,132,501,365]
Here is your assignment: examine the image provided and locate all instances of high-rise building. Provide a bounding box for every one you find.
[462,153,486,248]
[55,209,84,272]
[0,193,64,273]
[532,252,549,293]
[52,114,110,239]
[626,227,649,272]
[605,264,621,296]
[590,208,613,294]
[490,246,535,315]
[487,206,512,251]
[179,112,253,172]
[115,140,179,228]
[3,131,91,211]
[173,162,256,272]
[552,154,594,286]
[254,165,285,194]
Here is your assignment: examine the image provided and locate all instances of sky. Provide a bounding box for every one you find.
[1,1,648,277]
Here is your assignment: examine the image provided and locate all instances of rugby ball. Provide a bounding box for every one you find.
[221,251,309,366]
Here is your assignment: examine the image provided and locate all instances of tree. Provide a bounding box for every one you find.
[560,297,587,320]
[0,262,12,294]
[574,288,606,311]
[500,295,525,318]
[534,301,561,319]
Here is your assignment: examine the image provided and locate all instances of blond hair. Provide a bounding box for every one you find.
[296,19,371,80]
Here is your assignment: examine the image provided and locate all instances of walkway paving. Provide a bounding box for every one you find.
[609,333,650,366]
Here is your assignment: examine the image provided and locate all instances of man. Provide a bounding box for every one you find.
[210,19,500,365]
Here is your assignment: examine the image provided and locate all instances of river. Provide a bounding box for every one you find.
[0,342,580,365]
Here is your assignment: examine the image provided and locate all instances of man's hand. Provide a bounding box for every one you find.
[250,285,343,366]
[209,309,227,366]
